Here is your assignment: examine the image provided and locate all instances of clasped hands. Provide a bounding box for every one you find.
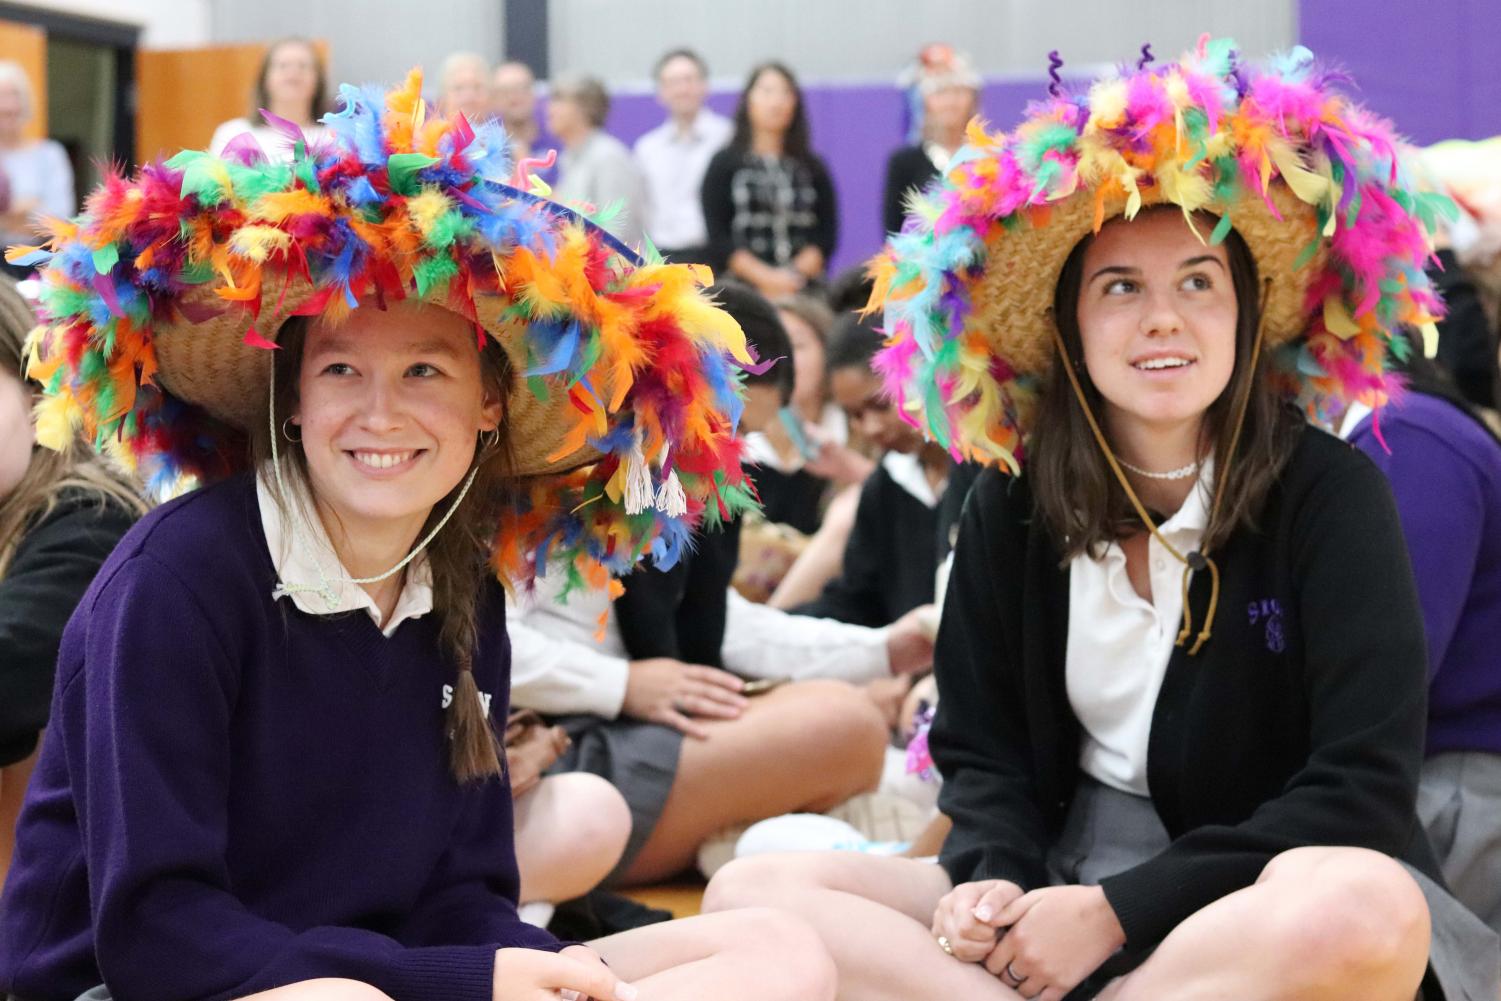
[931,880,1127,1001]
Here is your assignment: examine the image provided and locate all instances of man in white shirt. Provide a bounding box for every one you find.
[633,49,733,263]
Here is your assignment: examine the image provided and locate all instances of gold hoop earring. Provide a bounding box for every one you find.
[281,418,302,443]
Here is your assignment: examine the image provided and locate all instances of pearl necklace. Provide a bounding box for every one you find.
[1117,457,1200,481]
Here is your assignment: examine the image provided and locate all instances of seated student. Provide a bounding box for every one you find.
[0,77,836,1001]
[705,42,1500,1001]
[0,278,145,888]
[1340,333,1501,937]
[787,312,957,627]
[508,285,934,886]
[742,294,874,538]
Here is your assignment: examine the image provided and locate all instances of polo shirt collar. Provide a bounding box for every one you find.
[255,468,433,637]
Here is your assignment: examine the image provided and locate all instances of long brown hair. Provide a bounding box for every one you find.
[1030,208,1304,558]
[249,314,517,782]
[251,37,330,123]
[0,278,147,577]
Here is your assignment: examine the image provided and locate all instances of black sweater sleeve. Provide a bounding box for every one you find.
[0,494,137,765]
[808,156,838,263]
[700,149,739,274]
[1098,453,1431,949]
[616,520,741,669]
[929,469,1053,890]
[792,469,891,627]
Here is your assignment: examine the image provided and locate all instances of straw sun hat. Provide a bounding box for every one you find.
[11,70,756,586]
[871,36,1452,472]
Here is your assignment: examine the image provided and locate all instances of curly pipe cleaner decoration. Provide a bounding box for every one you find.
[1047,50,1065,96]
[1138,43,1154,70]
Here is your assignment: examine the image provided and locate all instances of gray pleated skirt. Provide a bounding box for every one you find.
[546,713,684,882]
[1050,775,1501,1001]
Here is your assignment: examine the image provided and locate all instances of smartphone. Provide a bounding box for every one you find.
[742,676,792,696]
[777,407,820,461]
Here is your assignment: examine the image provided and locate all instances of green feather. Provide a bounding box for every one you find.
[423,208,475,250]
[413,253,458,297]
[1210,212,1234,245]
[92,243,119,276]
[386,152,439,196]
[572,332,602,387]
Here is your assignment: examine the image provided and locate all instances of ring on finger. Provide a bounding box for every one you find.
[936,935,954,957]
[1003,962,1026,986]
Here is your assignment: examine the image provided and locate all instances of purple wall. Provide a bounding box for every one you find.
[1298,0,1501,145]
[602,81,1044,277]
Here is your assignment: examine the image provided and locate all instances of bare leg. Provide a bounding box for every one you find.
[903,813,952,858]
[767,484,860,609]
[704,852,1025,1001]
[618,679,887,885]
[234,979,393,1001]
[514,773,631,903]
[592,907,837,1001]
[1102,847,1430,1001]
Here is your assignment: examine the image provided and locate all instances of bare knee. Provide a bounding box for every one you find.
[1261,847,1430,986]
[551,772,632,865]
[703,852,844,913]
[725,907,838,1001]
[236,978,394,1001]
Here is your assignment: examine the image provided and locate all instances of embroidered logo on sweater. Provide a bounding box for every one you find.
[1248,599,1286,654]
[440,684,494,717]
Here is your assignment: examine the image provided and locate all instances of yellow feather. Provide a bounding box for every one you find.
[32,392,80,452]
[1322,296,1362,339]
[1090,79,1129,129]
[228,225,292,264]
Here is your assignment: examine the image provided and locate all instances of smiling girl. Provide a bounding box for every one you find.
[0,74,834,1001]
[705,40,1500,1001]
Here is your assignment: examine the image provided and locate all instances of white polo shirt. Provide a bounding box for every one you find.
[1066,460,1212,795]
[633,108,733,249]
[256,470,433,638]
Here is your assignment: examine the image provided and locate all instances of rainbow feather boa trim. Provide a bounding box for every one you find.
[869,36,1453,471]
[9,70,756,593]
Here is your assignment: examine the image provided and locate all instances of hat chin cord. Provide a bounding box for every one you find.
[265,357,480,610]
[1049,277,1272,656]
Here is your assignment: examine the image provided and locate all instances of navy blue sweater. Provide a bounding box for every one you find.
[0,474,561,1001]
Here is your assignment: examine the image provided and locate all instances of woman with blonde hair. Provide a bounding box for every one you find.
[0,62,74,277]
[0,277,143,886]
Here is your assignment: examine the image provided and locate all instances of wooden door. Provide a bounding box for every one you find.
[136,40,330,164]
[0,19,47,140]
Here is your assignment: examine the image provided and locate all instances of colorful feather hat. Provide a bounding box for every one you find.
[870,36,1453,473]
[8,70,756,591]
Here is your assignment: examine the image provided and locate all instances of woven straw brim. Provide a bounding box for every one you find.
[152,280,601,477]
[970,181,1325,377]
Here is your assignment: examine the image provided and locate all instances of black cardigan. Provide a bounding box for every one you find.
[793,461,940,627]
[882,144,939,237]
[0,491,137,765]
[931,425,1442,958]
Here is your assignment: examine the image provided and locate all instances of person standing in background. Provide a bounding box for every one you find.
[208,37,330,161]
[702,63,837,299]
[438,52,493,125]
[491,60,554,167]
[882,45,980,237]
[547,77,649,249]
[633,49,732,264]
[0,62,73,278]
